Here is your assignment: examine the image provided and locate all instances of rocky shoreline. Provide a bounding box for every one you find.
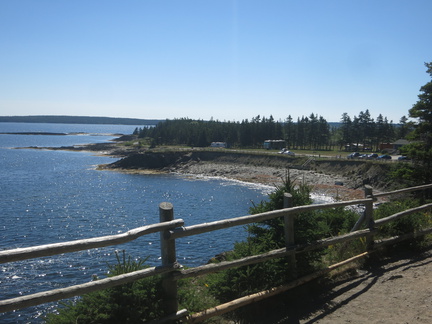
[20,141,389,200]
[166,159,366,200]
[94,148,372,201]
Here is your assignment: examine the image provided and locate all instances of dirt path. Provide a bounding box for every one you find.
[300,249,432,324]
[249,247,432,324]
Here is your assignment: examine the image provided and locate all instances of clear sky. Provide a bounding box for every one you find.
[1,1,431,123]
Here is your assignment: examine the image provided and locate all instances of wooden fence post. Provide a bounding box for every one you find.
[363,185,375,251]
[159,202,178,318]
[284,193,297,279]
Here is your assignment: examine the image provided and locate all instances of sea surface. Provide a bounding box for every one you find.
[0,123,272,323]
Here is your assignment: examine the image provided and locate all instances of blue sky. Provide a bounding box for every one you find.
[1,1,431,123]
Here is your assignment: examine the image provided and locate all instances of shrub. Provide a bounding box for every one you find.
[46,251,165,324]
[208,174,359,305]
[374,198,432,249]
[46,251,220,323]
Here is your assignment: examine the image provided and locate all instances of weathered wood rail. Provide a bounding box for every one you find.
[1,183,432,323]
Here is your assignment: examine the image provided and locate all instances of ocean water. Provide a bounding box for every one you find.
[0,123,271,323]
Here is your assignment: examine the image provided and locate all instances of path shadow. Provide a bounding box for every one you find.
[238,246,431,324]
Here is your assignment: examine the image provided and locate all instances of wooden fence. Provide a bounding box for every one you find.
[1,183,432,323]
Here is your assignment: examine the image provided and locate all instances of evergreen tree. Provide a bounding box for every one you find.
[402,62,432,172]
[358,109,374,151]
[397,115,413,139]
[283,115,294,149]
[339,113,353,150]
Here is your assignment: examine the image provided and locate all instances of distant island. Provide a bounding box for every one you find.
[0,115,162,126]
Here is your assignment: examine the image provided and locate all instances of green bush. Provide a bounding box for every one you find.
[46,250,220,323]
[208,175,359,305]
[46,251,165,324]
[374,198,432,241]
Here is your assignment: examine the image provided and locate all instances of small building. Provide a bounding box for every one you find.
[379,142,393,151]
[393,139,410,150]
[345,143,364,151]
[263,140,286,150]
[210,142,227,148]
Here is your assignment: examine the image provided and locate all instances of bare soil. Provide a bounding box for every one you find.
[242,246,432,324]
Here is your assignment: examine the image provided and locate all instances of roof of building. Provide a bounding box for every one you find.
[393,139,410,145]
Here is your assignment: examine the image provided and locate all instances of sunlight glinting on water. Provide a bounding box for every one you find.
[0,123,273,323]
[0,123,346,323]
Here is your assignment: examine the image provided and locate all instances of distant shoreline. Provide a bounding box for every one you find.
[1,132,68,135]
[0,115,161,125]
[0,132,123,136]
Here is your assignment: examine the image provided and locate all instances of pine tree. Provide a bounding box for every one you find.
[403,62,432,168]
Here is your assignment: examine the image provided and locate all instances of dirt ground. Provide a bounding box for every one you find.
[303,247,431,324]
[237,246,431,324]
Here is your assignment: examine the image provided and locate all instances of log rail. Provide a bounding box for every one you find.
[1,183,432,323]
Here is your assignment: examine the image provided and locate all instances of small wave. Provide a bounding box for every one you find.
[310,192,336,204]
[174,173,275,194]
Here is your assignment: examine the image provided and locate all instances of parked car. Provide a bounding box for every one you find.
[279,149,295,156]
[367,153,379,160]
[347,152,360,159]
[398,156,410,161]
[377,154,392,160]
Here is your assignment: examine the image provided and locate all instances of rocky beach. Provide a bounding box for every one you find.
[89,143,392,201]
[167,158,367,201]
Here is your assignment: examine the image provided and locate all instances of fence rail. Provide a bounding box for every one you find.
[1,183,432,323]
[0,220,184,264]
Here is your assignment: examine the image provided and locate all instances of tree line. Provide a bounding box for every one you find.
[338,110,412,151]
[135,111,407,151]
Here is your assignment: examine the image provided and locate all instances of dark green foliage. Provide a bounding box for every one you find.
[46,251,165,324]
[375,199,432,239]
[137,115,333,149]
[46,251,220,323]
[338,109,396,152]
[388,163,427,187]
[136,110,399,153]
[401,62,432,180]
[177,277,219,315]
[208,175,359,305]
